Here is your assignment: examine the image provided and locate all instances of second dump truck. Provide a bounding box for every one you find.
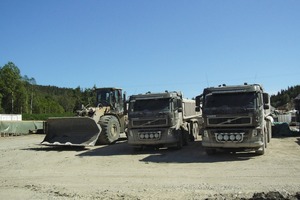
[196,83,273,155]
[127,91,201,149]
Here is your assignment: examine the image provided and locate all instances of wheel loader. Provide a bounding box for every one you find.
[41,87,127,147]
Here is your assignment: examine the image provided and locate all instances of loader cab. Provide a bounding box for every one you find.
[95,88,124,112]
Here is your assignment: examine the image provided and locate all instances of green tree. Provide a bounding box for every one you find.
[23,76,37,114]
[0,62,26,113]
[0,92,3,113]
[14,81,27,113]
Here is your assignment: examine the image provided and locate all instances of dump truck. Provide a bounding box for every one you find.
[196,83,273,155]
[41,87,127,147]
[127,91,201,149]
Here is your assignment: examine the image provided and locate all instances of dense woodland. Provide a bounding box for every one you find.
[0,62,299,119]
[270,85,300,110]
[0,62,95,119]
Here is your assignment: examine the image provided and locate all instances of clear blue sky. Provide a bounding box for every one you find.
[1,0,299,98]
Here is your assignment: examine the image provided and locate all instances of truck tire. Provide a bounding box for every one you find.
[263,126,268,149]
[255,133,266,155]
[97,115,120,145]
[175,135,183,150]
[267,120,272,143]
[189,122,199,142]
[173,130,183,150]
[182,128,189,146]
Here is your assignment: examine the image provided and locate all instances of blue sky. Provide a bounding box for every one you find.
[1,0,299,98]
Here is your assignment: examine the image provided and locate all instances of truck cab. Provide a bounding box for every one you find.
[127,91,200,150]
[196,84,272,155]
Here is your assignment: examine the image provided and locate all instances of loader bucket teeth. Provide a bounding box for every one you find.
[41,117,101,147]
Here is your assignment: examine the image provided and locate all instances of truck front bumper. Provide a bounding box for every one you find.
[127,128,178,146]
[202,140,263,149]
[202,128,264,149]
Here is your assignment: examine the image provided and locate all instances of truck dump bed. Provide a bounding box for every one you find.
[182,99,201,120]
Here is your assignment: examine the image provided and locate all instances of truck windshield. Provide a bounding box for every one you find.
[205,92,257,109]
[131,98,170,112]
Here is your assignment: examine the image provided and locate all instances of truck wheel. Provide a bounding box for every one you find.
[182,129,189,146]
[262,126,268,149]
[255,145,265,155]
[189,123,199,142]
[191,122,199,142]
[264,131,268,149]
[176,137,183,149]
[255,133,266,155]
[97,115,120,145]
[267,120,272,143]
[175,131,183,150]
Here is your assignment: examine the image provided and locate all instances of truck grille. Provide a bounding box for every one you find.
[208,117,251,126]
[132,118,167,127]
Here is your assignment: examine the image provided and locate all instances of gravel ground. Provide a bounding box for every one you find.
[0,134,300,199]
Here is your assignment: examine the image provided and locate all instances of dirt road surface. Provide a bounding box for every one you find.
[0,134,300,200]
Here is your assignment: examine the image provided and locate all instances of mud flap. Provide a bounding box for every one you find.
[41,117,101,147]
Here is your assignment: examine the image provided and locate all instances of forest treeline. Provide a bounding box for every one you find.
[0,62,299,119]
[270,85,300,110]
[0,62,95,118]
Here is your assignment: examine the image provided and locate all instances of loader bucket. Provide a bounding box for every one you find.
[41,117,101,147]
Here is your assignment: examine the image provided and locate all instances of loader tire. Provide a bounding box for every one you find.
[97,115,120,145]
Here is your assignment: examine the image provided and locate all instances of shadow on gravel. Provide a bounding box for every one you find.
[139,143,255,164]
[23,137,129,153]
[77,140,255,163]
[296,138,300,146]
[76,140,133,157]
[22,145,87,152]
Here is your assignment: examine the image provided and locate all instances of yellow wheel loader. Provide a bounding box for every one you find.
[41,87,127,147]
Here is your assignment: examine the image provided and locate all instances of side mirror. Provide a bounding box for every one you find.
[263,93,270,110]
[195,94,202,112]
[195,95,201,106]
[123,92,128,115]
[263,93,269,104]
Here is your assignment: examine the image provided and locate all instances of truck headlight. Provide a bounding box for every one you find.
[217,134,223,141]
[203,130,208,138]
[129,130,133,137]
[230,134,235,141]
[236,134,242,141]
[223,134,229,141]
[252,130,258,137]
